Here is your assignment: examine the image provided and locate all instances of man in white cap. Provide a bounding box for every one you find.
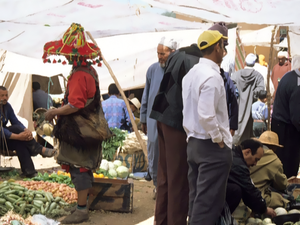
[231,53,265,145]
[271,51,291,97]
[140,37,177,198]
[271,54,300,178]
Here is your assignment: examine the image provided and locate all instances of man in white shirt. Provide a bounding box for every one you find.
[182,30,233,225]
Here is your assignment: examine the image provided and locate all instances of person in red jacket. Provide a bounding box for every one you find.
[44,23,112,224]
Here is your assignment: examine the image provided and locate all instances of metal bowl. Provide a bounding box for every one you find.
[272,213,300,225]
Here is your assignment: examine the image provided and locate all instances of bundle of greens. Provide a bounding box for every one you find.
[24,173,74,188]
[102,128,127,161]
[0,170,19,180]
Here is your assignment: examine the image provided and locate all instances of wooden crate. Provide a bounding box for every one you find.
[88,178,133,213]
[114,150,147,173]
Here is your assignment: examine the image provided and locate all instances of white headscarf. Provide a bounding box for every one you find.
[277,51,288,58]
[159,37,178,50]
[292,55,300,70]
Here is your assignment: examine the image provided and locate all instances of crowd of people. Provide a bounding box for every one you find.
[140,22,300,225]
[1,21,300,224]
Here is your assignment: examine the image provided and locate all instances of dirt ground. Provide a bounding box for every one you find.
[67,180,156,225]
[1,155,156,225]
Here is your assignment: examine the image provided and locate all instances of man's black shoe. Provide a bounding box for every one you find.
[144,169,152,181]
[20,172,38,178]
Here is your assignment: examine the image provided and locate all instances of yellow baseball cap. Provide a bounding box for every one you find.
[197,30,228,50]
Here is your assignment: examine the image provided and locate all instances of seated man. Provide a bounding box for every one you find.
[32,82,53,111]
[250,131,291,209]
[0,86,55,177]
[102,83,133,131]
[252,90,268,138]
[226,139,276,218]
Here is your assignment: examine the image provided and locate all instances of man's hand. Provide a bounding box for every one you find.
[218,141,225,148]
[18,132,33,141]
[230,129,235,136]
[23,129,33,140]
[44,109,56,121]
[141,123,147,135]
[265,207,276,218]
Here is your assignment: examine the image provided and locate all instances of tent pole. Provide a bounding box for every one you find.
[86,31,148,161]
[267,26,277,131]
[287,27,291,58]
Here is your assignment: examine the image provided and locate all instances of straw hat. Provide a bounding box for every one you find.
[128,98,141,109]
[43,23,102,67]
[258,131,283,148]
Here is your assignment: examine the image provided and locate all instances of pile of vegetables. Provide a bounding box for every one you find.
[0,211,38,225]
[122,130,148,154]
[16,181,77,204]
[0,170,19,180]
[24,172,74,188]
[102,128,128,161]
[246,208,300,225]
[97,159,129,179]
[0,181,70,218]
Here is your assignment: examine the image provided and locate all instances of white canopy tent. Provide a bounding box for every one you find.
[0,0,209,59]
[0,27,237,130]
[241,26,276,47]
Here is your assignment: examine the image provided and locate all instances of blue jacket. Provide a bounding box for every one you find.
[221,69,239,131]
[0,102,25,138]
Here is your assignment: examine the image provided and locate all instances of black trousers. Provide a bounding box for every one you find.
[226,183,243,214]
[0,125,43,175]
[271,119,300,178]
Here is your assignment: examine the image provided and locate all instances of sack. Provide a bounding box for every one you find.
[215,203,238,225]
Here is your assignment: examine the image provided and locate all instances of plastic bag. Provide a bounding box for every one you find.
[31,215,60,225]
[215,203,238,225]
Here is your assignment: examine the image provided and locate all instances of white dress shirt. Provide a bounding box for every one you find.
[182,58,232,148]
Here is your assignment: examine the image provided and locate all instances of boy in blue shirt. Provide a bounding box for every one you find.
[252,90,268,138]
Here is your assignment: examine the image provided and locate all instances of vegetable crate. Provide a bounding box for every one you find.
[88,178,133,213]
[114,150,147,173]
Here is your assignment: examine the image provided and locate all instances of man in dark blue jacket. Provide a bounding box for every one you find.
[0,86,55,177]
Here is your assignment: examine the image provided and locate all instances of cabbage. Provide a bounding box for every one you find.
[108,169,117,177]
[263,218,272,224]
[100,159,108,171]
[116,166,129,178]
[108,162,115,170]
[113,160,122,168]
[275,207,287,215]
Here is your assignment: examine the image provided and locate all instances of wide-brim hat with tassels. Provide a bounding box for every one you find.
[43,23,102,67]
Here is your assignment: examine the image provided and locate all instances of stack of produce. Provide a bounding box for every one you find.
[16,181,77,204]
[97,159,129,179]
[102,128,128,161]
[121,130,148,154]
[24,172,74,188]
[0,211,38,225]
[0,181,70,218]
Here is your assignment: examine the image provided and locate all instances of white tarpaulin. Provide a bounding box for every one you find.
[2,27,237,94]
[241,26,275,47]
[0,0,208,58]
[143,0,300,25]
[289,26,300,57]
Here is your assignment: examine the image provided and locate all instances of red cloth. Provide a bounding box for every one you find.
[271,61,291,96]
[61,164,90,173]
[67,69,97,109]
